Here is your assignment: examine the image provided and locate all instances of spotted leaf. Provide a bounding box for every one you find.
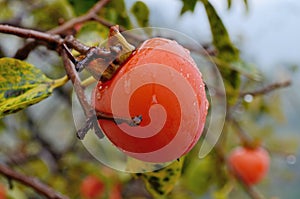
[0,58,67,117]
[128,157,184,198]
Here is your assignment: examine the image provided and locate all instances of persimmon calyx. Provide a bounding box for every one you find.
[75,25,136,82]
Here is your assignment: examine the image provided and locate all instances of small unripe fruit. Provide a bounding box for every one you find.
[0,184,6,199]
[228,147,270,185]
[109,184,122,199]
[80,175,105,199]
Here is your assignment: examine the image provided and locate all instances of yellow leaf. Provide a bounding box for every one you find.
[0,58,68,117]
[128,157,184,198]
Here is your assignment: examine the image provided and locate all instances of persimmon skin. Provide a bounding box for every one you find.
[108,184,122,199]
[93,37,208,163]
[0,184,6,199]
[80,175,105,199]
[228,147,270,185]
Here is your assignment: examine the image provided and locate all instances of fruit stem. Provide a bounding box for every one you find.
[109,25,135,52]
[96,111,142,127]
[231,119,260,149]
[82,76,97,87]
[51,75,69,89]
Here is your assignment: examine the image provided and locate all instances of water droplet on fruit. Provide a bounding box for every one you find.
[169,69,175,78]
[152,94,158,104]
[205,102,209,110]
[151,71,157,80]
[124,79,131,94]
[96,92,101,100]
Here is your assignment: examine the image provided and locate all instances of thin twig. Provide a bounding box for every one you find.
[13,0,111,59]
[230,119,254,146]
[0,25,63,45]
[91,15,126,31]
[227,163,265,199]
[60,47,91,117]
[213,118,265,199]
[5,153,38,167]
[59,46,99,139]
[64,35,90,54]
[49,0,111,35]
[0,23,139,139]
[240,80,291,97]
[0,24,93,56]
[214,140,265,199]
[0,164,69,199]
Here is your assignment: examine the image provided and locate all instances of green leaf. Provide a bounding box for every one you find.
[68,0,98,15]
[76,21,108,45]
[0,58,67,118]
[212,58,262,81]
[130,1,150,27]
[201,0,239,62]
[99,0,132,29]
[183,156,215,196]
[129,158,184,198]
[227,0,248,11]
[201,0,241,104]
[227,0,232,9]
[180,0,198,14]
[212,183,233,199]
[32,0,74,30]
[231,61,262,81]
[244,0,249,11]
[0,1,13,20]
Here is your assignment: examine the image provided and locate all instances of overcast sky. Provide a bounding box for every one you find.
[130,0,300,73]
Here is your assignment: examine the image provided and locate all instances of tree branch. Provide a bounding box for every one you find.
[213,118,266,199]
[0,164,69,199]
[227,164,265,199]
[60,47,91,117]
[0,25,63,45]
[240,80,291,97]
[59,46,100,139]
[64,35,91,54]
[230,119,254,147]
[13,0,111,59]
[0,24,94,138]
[0,24,93,57]
[91,15,126,31]
[49,0,111,35]
[0,23,139,139]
